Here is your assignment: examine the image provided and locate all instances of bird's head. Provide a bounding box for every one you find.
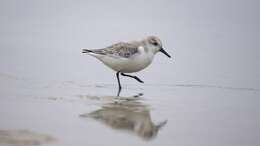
[144,36,171,58]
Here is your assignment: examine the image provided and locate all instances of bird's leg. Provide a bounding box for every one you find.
[116,71,122,96]
[117,89,121,97]
[121,73,144,83]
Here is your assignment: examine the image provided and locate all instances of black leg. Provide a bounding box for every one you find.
[117,88,121,97]
[116,71,121,96]
[121,73,144,83]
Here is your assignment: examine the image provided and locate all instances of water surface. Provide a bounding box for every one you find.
[0,75,259,146]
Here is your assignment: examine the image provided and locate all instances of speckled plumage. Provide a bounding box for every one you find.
[88,42,140,58]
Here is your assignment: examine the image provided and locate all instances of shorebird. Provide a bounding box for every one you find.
[82,36,171,94]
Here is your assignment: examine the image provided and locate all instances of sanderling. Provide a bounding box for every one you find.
[82,36,171,94]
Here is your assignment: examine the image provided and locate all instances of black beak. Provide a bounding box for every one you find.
[160,47,171,58]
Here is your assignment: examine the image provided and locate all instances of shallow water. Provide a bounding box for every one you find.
[0,75,259,146]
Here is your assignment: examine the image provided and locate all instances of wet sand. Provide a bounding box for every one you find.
[0,75,259,146]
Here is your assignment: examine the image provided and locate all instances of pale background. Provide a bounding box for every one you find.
[0,0,259,88]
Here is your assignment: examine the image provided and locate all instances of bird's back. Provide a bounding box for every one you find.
[91,42,140,58]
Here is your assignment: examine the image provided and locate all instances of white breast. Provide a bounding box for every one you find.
[98,46,154,73]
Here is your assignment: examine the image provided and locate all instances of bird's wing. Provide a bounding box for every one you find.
[91,42,139,58]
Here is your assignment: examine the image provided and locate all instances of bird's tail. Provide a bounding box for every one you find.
[82,49,93,53]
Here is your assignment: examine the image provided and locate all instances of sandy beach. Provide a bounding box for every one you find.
[0,74,259,146]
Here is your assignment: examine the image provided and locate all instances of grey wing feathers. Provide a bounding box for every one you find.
[91,42,139,58]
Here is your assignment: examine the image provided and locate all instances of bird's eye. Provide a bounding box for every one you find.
[152,42,158,46]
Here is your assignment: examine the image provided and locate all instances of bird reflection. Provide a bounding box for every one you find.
[80,93,167,140]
